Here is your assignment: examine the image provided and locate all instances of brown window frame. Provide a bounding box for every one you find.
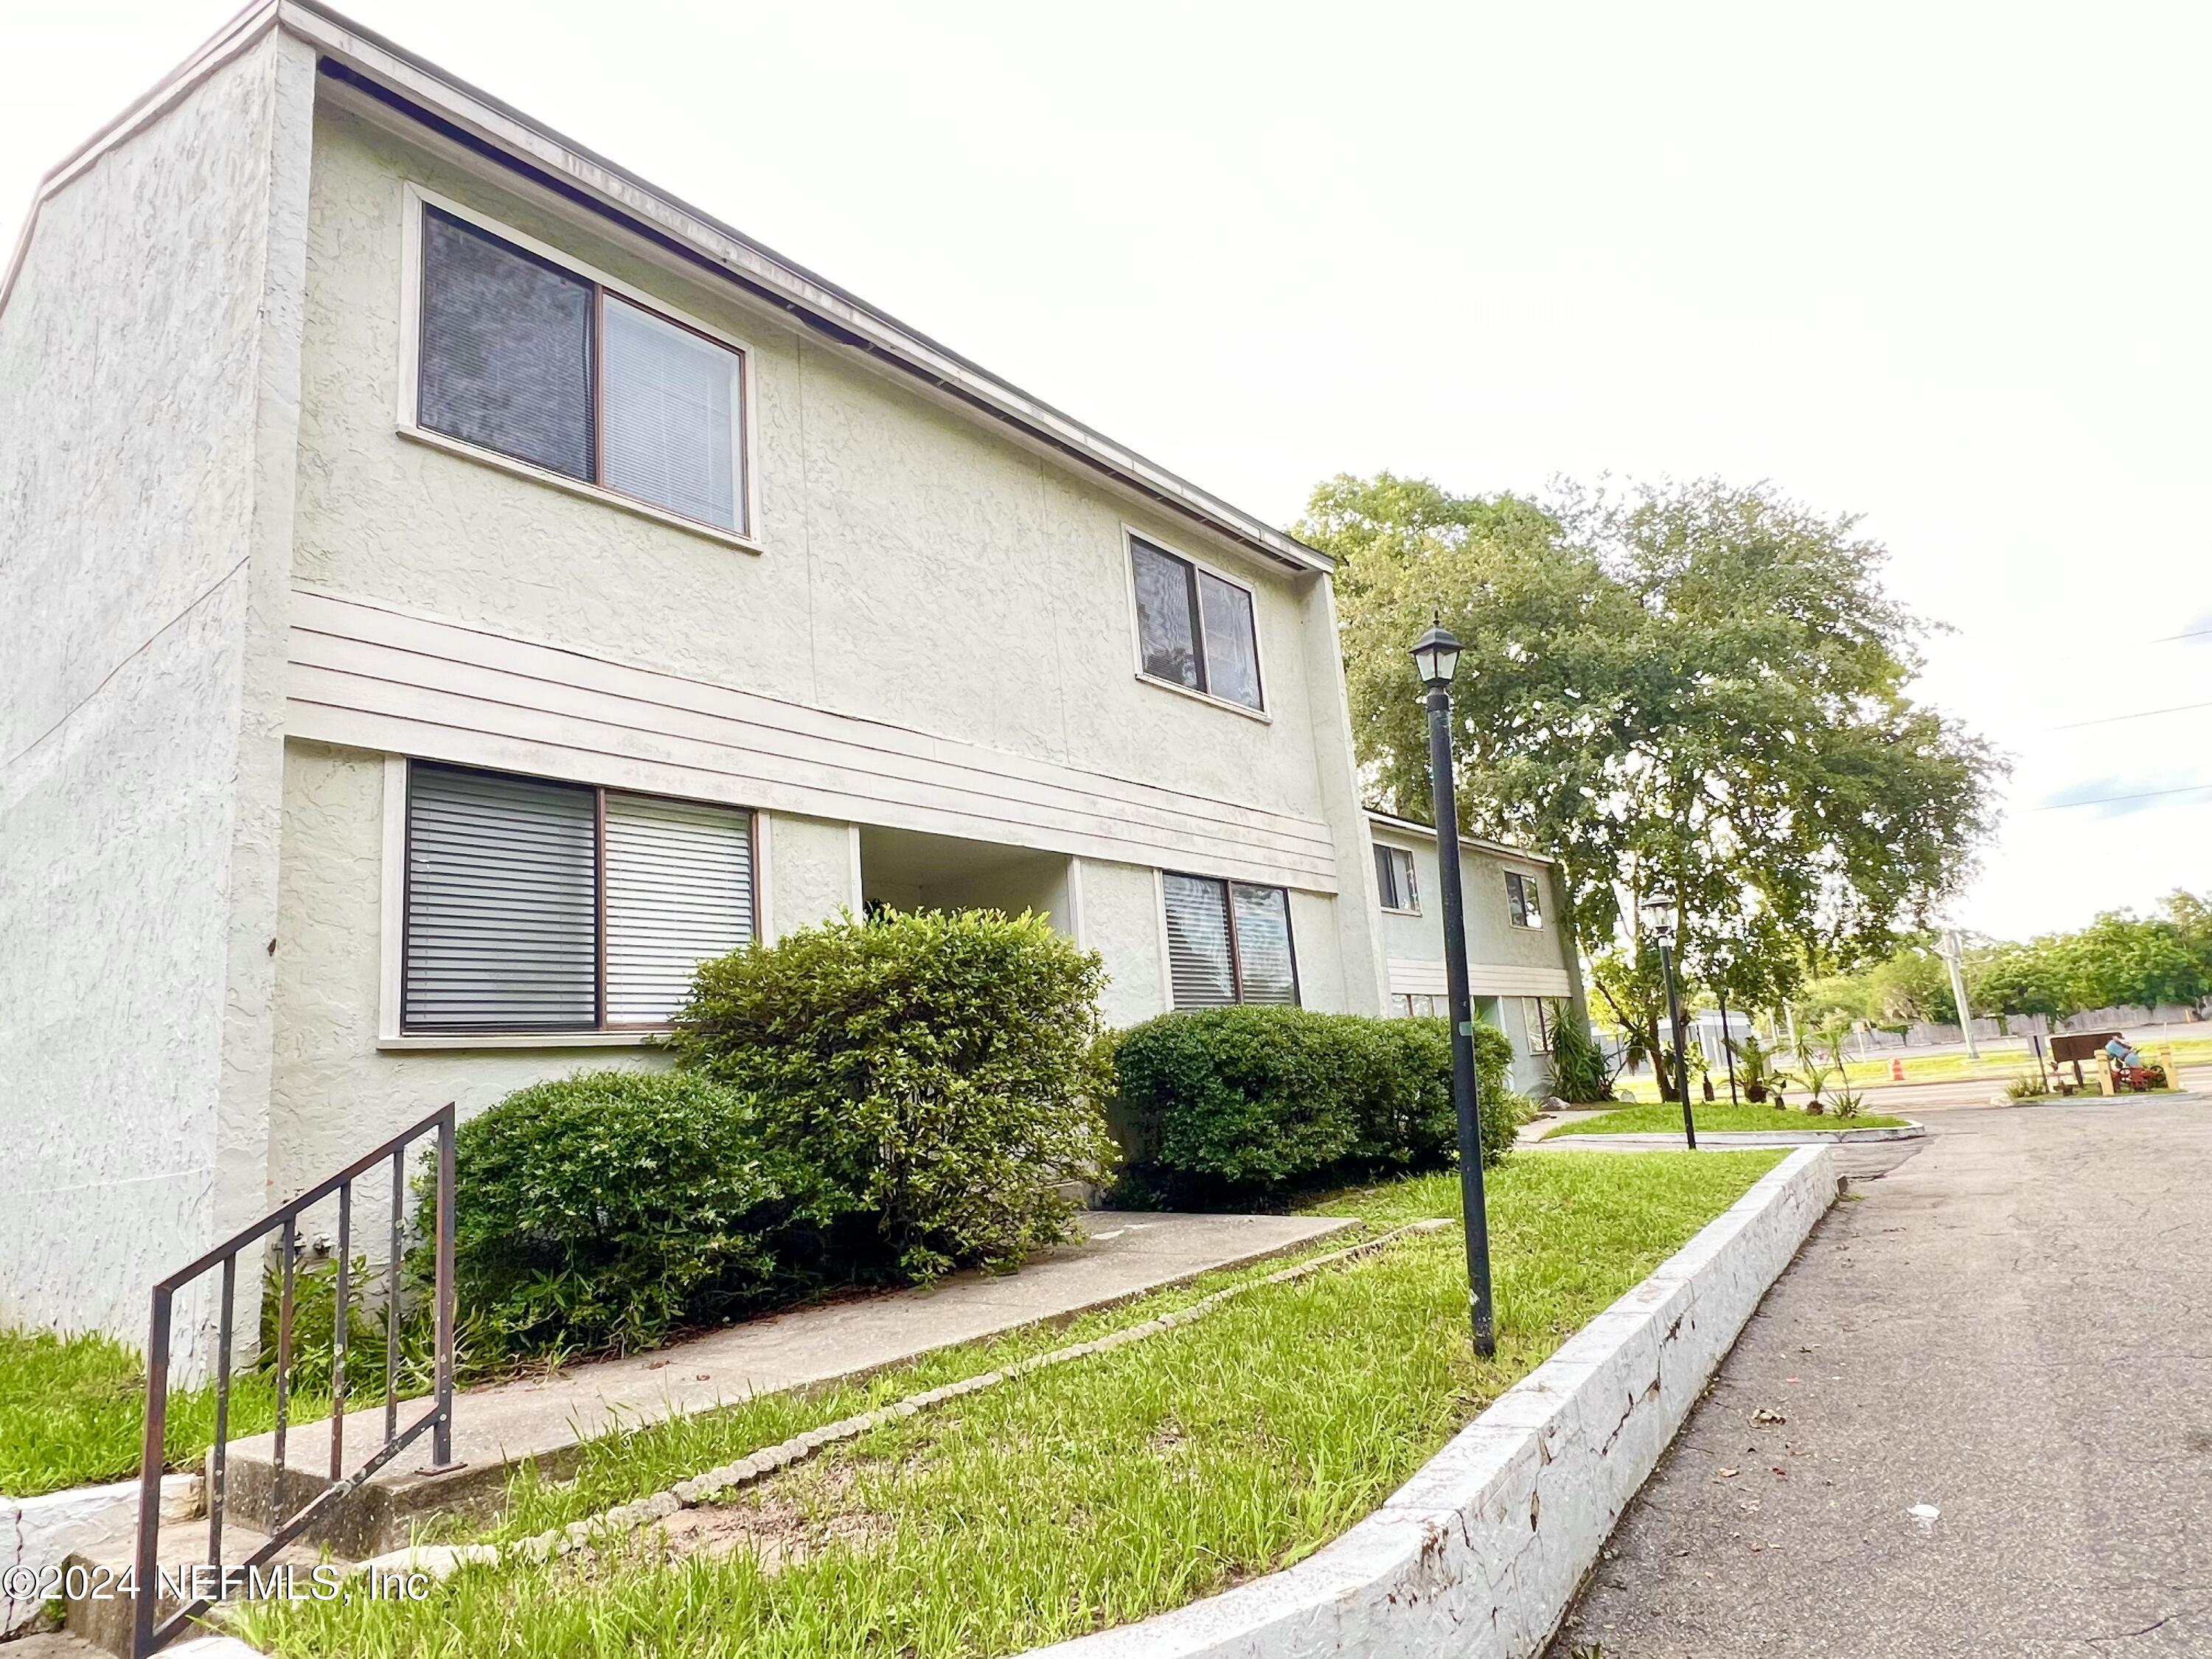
[1162,872,1301,1008]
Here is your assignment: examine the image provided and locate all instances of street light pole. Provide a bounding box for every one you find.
[1941,928,1980,1061]
[1412,622,1495,1359]
[1642,894,1697,1150]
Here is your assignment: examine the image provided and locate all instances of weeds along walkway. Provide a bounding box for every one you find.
[342,1221,1452,1586]
[218,1210,1352,1554]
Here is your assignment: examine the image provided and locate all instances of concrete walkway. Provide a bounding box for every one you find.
[226,1210,1350,1551]
[1547,1096,2212,1658]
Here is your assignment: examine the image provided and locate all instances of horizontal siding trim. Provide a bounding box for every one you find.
[290,588,1342,893]
[1387,959,1574,999]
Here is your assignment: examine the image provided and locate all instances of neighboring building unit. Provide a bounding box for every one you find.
[0,0,1585,1356]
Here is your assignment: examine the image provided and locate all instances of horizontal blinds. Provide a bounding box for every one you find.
[417,209,594,482]
[1230,883,1298,1004]
[403,764,597,1031]
[601,295,742,532]
[602,793,754,1025]
[1163,874,1235,1009]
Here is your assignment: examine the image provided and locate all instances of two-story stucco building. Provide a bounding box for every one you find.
[0,1,1583,1352]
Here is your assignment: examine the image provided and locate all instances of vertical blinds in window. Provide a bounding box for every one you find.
[1230,884,1298,1004]
[1163,874,1237,1009]
[403,765,597,1032]
[601,296,742,532]
[602,793,754,1025]
[418,209,595,481]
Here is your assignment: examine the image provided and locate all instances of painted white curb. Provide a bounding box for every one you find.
[1544,1119,1923,1148]
[1017,1144,1841,1659]
[3,1473,201,1632]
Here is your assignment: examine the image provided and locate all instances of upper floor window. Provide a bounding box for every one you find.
[416,204,749,535]
[1374,844,1419,913]
[1130,537,1263,711]
[1505,869,1544,929]
[401,762,754,1033]
[1161,872,1298,1008]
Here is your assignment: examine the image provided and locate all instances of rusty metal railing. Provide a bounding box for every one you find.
[131,1102,459,1657]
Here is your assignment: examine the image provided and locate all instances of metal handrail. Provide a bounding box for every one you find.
[131,1102,459,1657]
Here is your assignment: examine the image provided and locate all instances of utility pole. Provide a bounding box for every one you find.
[1941,928,1980,1060]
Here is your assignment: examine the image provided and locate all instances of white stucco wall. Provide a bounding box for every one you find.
[288,101,1342,839]
[760,813,859,942]
[0,32,316,1362]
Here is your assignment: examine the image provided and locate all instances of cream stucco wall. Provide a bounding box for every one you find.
[0,32,318,1363]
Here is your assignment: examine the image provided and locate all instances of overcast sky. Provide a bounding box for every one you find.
[5,1,2205,942]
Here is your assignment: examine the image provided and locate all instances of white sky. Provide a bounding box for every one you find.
[4,1,2205,942]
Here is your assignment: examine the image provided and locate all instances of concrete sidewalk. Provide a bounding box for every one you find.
[226,1208,1352,1553]
[1548,1097,2212,1658]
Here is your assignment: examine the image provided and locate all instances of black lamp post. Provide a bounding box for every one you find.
[1641,893,1697,1150]
[1412,622,1495,1358]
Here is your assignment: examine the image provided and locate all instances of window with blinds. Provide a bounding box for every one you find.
[1161,873,1299,1010]
[401,762,754,1033]
[415,205,749,535]
[1374,844,1419,912]
[1130,538,1264,710]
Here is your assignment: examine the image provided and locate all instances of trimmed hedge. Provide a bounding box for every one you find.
[670,908,1119,1281]
[1108,1006,1517,1203]
[439,1071,801,1358]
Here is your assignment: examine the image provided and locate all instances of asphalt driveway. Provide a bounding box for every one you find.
[1547,1098,2212,1658]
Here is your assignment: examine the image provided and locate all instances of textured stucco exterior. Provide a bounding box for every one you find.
[3,12,1576,1368]
[0,29,318,1363]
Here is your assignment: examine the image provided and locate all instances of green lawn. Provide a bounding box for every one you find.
[237,1152,1784,1659]
[0,1329,346,1499]
[1544,1102,1908,1138]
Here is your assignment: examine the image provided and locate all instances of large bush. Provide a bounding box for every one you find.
[432,1071,801,1358]
[1108,1007,1515,1203]
[1545,1001,1615,1104]
[671,909,1119,1280]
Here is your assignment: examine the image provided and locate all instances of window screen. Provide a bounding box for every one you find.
[1162,873,1298,1009]
[1374,845,1418,911]
[418,209,594,482]
[1196,572,1262,709]
[403,764,597,1032]
[1133,541,1202,689]
[601,295,742,532]
[1506,871,1543,928]
[1130,538,1262,709]
[602,793,754,1024]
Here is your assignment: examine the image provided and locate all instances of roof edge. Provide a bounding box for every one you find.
[282,0,1330,575]
[1364,807,1557,866]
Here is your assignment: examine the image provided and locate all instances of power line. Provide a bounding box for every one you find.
[2048,698,2212,731]
[2032,782,2212,810]
[2150,625,2212,643]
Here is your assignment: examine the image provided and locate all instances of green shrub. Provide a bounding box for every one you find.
[1107,1007,1514,1203]
[672,909,1118,1281]
[428,1071,800,1359]
[1545,1001,1615,1103]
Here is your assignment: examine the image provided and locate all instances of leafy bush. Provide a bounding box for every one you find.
[428,1071,800,1359]
[1545,1001,1615,1103]
[672,909,1117,1281]
[2005,1073,2047,1101]
[1107,1007,1514,1203]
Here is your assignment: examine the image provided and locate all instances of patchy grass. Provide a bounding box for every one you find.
[0,1329,345,1499]
[1544,1101,1909,1138]
[237,1152,1784,1659]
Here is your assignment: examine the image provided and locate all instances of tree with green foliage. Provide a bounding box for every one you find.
[1302,472,2000,1091]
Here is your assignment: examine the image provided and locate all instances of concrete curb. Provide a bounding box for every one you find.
[1543,1119,1924,1149]
[3,1473,201,1633]
[1012,1144,1841,1659]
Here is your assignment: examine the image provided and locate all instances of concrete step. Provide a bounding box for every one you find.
[59,1510,348,1658]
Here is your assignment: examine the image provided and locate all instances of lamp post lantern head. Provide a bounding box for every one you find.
[1641,892,1680,944]
[1411,622,1463,691]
